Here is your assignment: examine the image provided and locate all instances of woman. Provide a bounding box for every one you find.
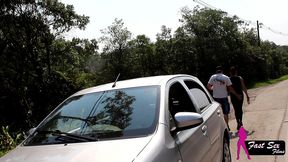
[230,66,250,130]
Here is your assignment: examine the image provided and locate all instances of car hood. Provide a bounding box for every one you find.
[0,136,152,162]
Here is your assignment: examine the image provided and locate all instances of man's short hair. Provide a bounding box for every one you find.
[216,66,223,73]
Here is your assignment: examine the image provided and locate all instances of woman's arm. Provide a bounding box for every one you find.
[240,77,250,104]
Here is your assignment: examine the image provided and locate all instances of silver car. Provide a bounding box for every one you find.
[0,74,231,162]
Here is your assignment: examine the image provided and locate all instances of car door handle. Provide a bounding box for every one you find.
[217,109,221,115]
[202,125,208,135]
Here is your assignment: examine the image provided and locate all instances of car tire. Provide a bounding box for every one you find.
[222,137,231,162]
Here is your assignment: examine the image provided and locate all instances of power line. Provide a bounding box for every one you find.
[261,24,288,36]
[193,0,256,26]
[192,0,288,37]
[193,0,217,10]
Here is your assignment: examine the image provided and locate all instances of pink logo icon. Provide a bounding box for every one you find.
[237,126,251,160]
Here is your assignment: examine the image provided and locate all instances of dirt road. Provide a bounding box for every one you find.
[229,80,288,162]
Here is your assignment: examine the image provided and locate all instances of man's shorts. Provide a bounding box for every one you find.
[214,97,230,114]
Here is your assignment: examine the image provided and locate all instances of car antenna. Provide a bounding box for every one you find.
[112,73,120,88]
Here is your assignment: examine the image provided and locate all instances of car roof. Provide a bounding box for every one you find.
[71,74,193,96]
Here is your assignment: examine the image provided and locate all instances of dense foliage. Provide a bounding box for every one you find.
[1,1,288,153]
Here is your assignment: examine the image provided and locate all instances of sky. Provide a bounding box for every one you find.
[60,0,288,46]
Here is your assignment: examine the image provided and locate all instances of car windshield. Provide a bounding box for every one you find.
[24,86,160,145]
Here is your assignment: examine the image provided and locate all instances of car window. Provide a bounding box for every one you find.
[24,86,160,146]
[168,81,196,117]
[184,80,211,111]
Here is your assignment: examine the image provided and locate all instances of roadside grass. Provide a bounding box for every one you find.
[249,75,288,89]
[0,151,6,157]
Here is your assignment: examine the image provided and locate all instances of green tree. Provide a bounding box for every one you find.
[100,18,132,81]
[154,25,173,74]
[127,35,155,77]
[180,7,247,81]
[0,0,90,130]
[171,27,197,75]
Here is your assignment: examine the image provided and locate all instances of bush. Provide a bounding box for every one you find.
[0,126,25,156]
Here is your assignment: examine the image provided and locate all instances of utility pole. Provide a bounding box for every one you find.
[257,20,261,46]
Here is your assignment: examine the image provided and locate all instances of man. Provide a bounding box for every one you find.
[207,66,241,130]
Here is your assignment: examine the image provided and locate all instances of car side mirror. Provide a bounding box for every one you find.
[174,112,203,131]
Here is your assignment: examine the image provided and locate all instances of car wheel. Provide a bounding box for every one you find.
[222,138,231,162]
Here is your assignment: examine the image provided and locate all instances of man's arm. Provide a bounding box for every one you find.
[207,83,213,91]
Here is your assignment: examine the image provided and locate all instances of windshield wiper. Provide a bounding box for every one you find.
[36,130,98,142]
